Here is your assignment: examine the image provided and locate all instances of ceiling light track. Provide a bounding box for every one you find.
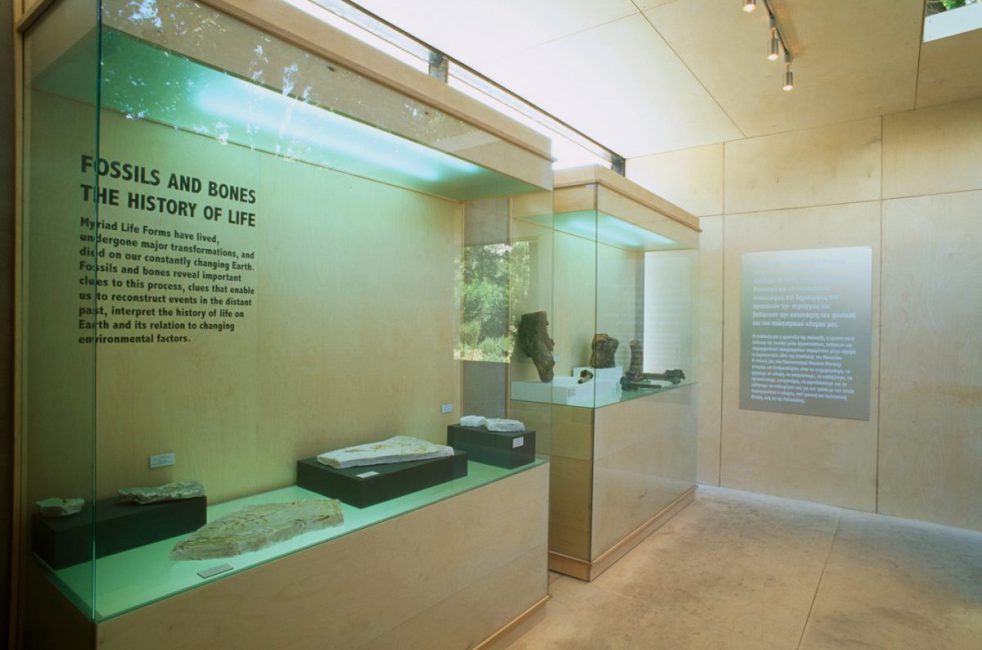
[745,0,795,91]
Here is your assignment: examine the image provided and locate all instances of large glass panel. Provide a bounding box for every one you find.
[22,0,549,622]
[511,187,696,410]
[22,0,101,621]
[507,171,698,569]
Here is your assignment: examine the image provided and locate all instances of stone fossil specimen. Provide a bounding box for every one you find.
[36,497,84,517]
[589,333,619,369]
[170,499,344,560]
[515,311,555,382]
[118,480,205,505]
[317,435,454,469]
[626,339,643,381]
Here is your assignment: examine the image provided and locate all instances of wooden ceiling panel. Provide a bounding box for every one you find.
[476,14,742,157]
[644,0,925,139]
[351,0,638,67]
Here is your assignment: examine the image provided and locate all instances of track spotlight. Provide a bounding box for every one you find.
[746,1,795,90]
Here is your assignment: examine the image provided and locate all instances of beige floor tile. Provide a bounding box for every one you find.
[504,575,682,650]
[798,510,982,650]
[507,487,982,650]
[591,488,839,649]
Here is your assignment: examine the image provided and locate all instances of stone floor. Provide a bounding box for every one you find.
[504,486,982,649]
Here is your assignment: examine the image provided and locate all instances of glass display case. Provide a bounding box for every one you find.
[510,166,700,580]
[16,0,552,642]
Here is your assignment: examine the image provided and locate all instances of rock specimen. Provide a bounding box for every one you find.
[36,497,84,517]
[459,415,487,428]
[626,340,643,381]
[515,311,555,382]
[170,499,343,560]
[589,333,619,369]
[317,435,454,469]
[578,369,594,384]
[485,418,525,432]
[118,480,205,505]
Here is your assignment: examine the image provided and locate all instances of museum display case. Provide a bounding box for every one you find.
[509,166,700,580]
[15,0,552,647]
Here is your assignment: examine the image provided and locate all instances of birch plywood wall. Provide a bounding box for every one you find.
[628,97,982,531]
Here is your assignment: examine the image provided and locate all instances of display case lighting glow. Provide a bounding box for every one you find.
[195,75,483,183]
[550,211,678,250]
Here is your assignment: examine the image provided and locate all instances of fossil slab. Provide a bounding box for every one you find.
[459,415,487,428]
[170,499,343,560]
[36,497,84,517]
[119,480,205,505]
[317,435,454,469]
[486,418,525,432]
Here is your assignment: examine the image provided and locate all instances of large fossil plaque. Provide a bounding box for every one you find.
[170,499,344,560]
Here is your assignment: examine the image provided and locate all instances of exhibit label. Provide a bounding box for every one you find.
[739,247,873,420]
[74,154,259,344]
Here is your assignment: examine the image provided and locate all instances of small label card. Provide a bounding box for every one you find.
[356,470,380,479]
[197,563,234,579]
[512,436,525,449]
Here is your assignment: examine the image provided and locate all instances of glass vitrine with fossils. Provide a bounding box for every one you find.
[509,165,699,581]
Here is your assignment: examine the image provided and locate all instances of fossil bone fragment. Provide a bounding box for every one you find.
[170,499,343,560]
[643,369,686,385]
[118,480,205,505]
[626,340,643,381]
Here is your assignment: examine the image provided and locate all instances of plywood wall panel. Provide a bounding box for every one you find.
[724,118,882,214]
[720,202,880,510]
[883,98,982,199]
[878,192,982,531]
[695,216,722,485]
[627,144,724,218]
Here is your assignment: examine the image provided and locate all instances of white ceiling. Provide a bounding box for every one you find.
[349,0,982,159]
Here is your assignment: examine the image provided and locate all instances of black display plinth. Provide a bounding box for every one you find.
[447,425,536,468]
[296,451,468,508]
[32,496,207,569]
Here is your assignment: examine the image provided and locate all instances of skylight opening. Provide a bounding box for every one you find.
[923,0,982,42]
[293,0,624,172]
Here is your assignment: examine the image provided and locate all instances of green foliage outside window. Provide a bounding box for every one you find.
[927,0,978,14]
[459,241,532,362]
